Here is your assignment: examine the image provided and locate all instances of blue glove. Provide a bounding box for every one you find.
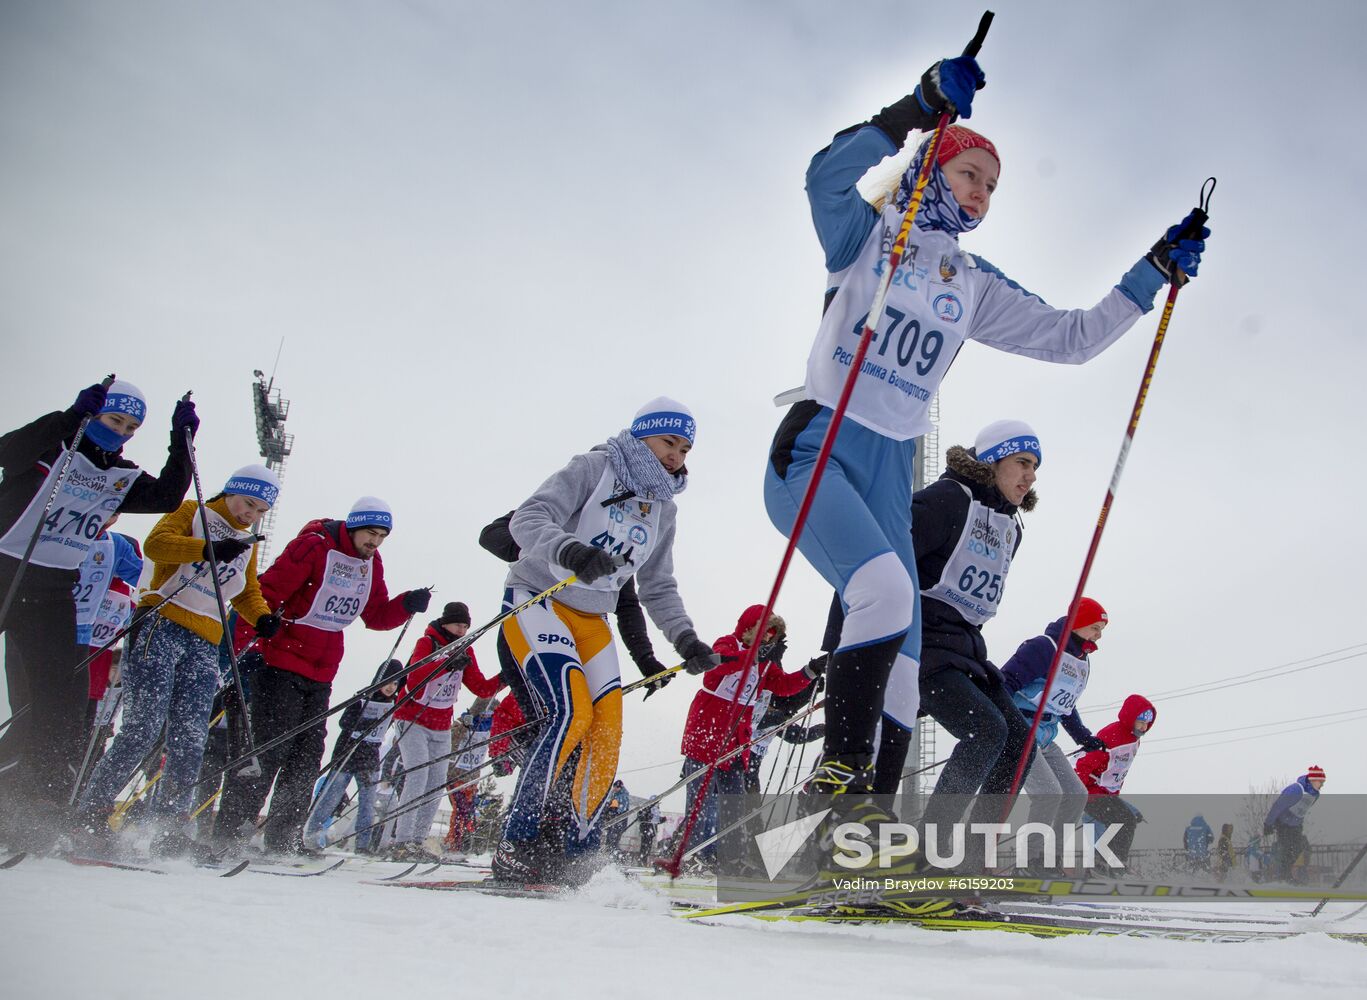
[172,398,200,437]
[916,56,986,121]
[1147,211,1210,284]
[72,383,108,418]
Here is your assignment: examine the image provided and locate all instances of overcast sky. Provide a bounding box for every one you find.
[3,1,1365,808]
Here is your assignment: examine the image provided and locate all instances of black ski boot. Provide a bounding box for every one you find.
[492,837,561,885]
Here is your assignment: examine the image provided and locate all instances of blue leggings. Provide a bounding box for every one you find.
[764,404,922,759]
[80,617,219,820]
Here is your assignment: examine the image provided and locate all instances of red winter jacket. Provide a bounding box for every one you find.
[394,623,505,731]
[1075,694,1156,796]
[235,518,412,684]
[679,605,812,769]
[489,695,525,775]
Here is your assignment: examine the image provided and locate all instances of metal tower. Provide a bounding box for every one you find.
[251,370,294,566]
[903,394,943,816]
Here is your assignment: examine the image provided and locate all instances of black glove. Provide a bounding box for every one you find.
[558,540,619,584]
[204,536,254,564]
[403,588,432,614]
[452,651,472,670]
[781,723,825,744]
[637,657,673,700]
[1263,825,1275,838]
[757,635,788,665]
[254,613,282,639]
[675,631,721,676]
[73,383,108,418]
[1079,735,1107,753]
[803,654,828,679]
[172,397,200,437]
[643,671,674,699]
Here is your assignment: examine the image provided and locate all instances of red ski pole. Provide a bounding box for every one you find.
[661,12,996,879]
[1005,178,1216,801]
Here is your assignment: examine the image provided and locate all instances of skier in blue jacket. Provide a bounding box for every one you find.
[763,50,1208,851]
[1264,766,1325,882]
[1002,599,1109,873]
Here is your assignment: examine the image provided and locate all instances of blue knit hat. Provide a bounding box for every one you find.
[347,496,393,532]
[99,380,148,424]
[223,464,281,508]
[975,419,1042,467]
[630,396,696,445]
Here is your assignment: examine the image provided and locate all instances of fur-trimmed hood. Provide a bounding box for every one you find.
[943,445,1037,513]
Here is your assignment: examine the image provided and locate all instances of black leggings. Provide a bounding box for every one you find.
[918,668,1034,828]
[214,665,331,850]
[0,562,86,804]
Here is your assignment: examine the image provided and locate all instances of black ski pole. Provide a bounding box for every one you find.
[603,697,827,836]
[1308,841,1367,918]
[205,575,577,785]
[332,721,541,848]
[67,687,125,806]
[0,374,115,634]
[181,397,262,777]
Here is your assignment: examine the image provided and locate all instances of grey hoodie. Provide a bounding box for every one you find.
[505,448,694,647]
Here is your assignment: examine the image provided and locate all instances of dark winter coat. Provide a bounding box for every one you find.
[0,406,192,587]
[328,691,396,775]
[1265,775,1321,831]
[234,518,412,684]
[822,445,1034,683]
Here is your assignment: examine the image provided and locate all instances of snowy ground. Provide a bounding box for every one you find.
[3,857,1366,1000]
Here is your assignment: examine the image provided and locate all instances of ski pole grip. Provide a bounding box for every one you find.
[963,10,994,57]
[1176,176,1217,242]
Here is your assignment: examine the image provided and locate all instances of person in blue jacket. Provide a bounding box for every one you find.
[761,46,1209,847]
[1002,599,1109,874]
[1183,814,1213,872]
[1264,765,1325,882]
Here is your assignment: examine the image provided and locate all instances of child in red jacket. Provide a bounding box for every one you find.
[388,602,504,860]
[1075,694,1155,874]
[678,606,822,867]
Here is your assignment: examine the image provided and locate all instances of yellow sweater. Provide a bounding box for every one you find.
[138,497,270,645]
